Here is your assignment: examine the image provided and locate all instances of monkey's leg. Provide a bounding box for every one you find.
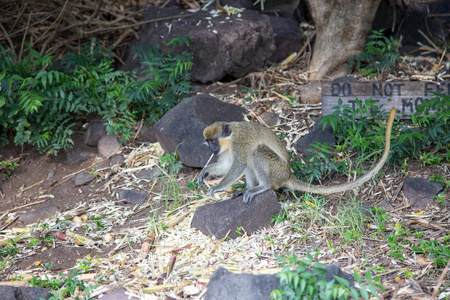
[231,167,259,199]
[241,146,276,203]
[242,145,290,203]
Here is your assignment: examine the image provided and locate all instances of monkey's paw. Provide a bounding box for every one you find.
[197,171,209,184]
[242,191,255,203]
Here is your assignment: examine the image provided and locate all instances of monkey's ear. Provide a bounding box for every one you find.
[222,124,232,137]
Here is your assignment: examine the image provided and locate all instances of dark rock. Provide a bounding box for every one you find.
[204,266,279,300]
[110,154,125,167]
[204,264,353,300]
[0,172,6,182]
[121,7,275,83]
[119,190,148,204]
[191,190,280,239]
[372,0,448,54]
[155,94,248,168]
[135,169,160,179]
[74,172,95,186]
[84,121,107,146]
[403,177,445,208]
[94,158,110,171]
[137,121,158,143]
[294,118,335,156]
[98,136,120,158]
[216,0,301,19]
[100,288,139,300]
[298,82,322,104]
[268,16,303,63]
[260,111,279,127]
[0,286,52,300]
[332,76,358,83]
[19,205,60,225]
[66,148,96,165]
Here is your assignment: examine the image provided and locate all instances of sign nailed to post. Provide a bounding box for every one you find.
[322,81,449,117]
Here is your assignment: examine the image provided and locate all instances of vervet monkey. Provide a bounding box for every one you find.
[197,108,396,203]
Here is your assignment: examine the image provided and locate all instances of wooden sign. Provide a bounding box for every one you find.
[322,81,449,117]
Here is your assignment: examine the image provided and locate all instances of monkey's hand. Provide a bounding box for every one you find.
[210,185,227,197]
[197,170,210,184]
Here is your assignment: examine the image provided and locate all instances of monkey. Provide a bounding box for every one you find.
[197,107,396,203]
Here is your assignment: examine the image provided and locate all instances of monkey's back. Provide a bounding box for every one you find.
[228,121,290,163]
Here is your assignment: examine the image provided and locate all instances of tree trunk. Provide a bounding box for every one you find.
[306,0,382,81]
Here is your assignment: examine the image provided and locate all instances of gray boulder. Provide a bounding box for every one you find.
[204,267,279,300]
[97,136,120,158]
[118,190,148,204]
[74,172,95,186]
[121,7,275,83]
[268,15,304,63]
[0,286,52,300]
[294,118,335,156]
[403,177,446,208]
[84,121,107,147]
[18,205,60,225]
[213,0,301,19]
[191,190,280,239]
[204,264,354,300]
[154,94,248,168]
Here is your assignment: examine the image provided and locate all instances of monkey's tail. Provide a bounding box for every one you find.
[285,107,396,195]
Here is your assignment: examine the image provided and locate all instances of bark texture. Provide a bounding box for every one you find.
[306,0,382,80]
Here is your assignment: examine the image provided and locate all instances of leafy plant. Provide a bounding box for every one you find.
[159,152,182,175]
[0,160,20,179]
[291,142,350,183]
[321,95,450,165]
[272,207,289,224]
[29,269,96,299]
[412,237,450,268]
[270,252,380,300]
[430,173,450,189]
[433,192,446,206]
[370,205,390,235]
[395,94,450,161]
[158,152,184,209]
[347,29,400,76]
[133,36,193,123]
[0,37,192,154]
[419,152,442,166]
[332,197,367,244]
[386,223,409,261]
[0,241,18,257]
[235,226,244,236]
[186,176,200,192]
[321,98,388,156]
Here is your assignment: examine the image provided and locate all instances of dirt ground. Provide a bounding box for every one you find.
[1,88,449,298]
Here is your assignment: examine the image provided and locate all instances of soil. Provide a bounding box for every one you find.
[1,86,449,299]
[0,133,164,271]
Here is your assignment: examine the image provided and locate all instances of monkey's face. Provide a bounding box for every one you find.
[206,138,220,155]
[203,122,232,156]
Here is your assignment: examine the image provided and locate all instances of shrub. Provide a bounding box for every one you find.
[347,29,400,76]
[0,37,193,154]
[320,95,450,166]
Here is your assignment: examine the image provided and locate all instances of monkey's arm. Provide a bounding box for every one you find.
[209,156,246,196]
[197,162,231,184]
